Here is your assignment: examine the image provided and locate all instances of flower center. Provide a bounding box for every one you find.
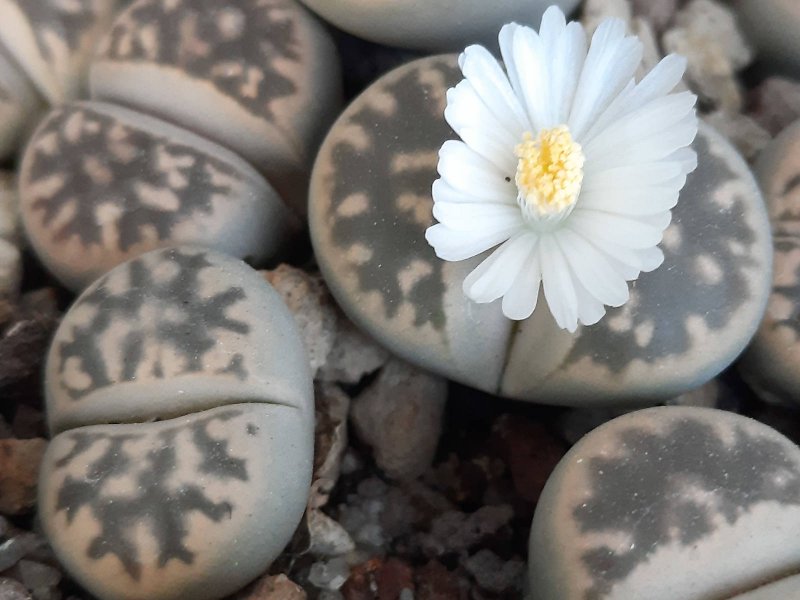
[515,125,585,220]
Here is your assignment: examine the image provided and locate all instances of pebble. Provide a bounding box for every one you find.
[415,561,464,600]
[309,55,773,406]
[704,110,772,161]
[529,406,800,599]
[308,557,350,591]
[421,505,514,557]
[662,0,752,112]
[297,0,581,52]
[20,102,295,292]
[581,0,632,37]
[351,359,447,480]
[263,266,338,379]
[0,578,31,600]
[91,0,342,215]
[0,50,45,162]
[237,574,306,600]
[733,0,800,75]
[0,438,47,515]
[0,173,21,301]
[341,558,414,600]
[462,549,524,595]
[38,247,313,600]
[0,538,27,573]
[318,318,389,385]
[749,77,800,137]
[631,0,677,33]
[740,120,800,405]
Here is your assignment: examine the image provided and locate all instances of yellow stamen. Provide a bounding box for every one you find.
[515,125,585,218]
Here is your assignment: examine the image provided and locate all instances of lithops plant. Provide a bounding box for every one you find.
[0,46,45,160]
[740,120,800,405]
[733,0,800,76]
[297,0,581,52]
[19,101,296,292]
[308,55,773,406]
[91,0,342,215]
[528,406,800,600]
[38,246,314,600]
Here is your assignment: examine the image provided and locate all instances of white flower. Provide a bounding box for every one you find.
[425,6,698,332]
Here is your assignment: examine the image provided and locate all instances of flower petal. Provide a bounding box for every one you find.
[569,209,664,249]
[554,229,630,307]
[501,241,542,320]
[432,179,515,206]
[577,187,680,216]
[583,53,688,142]
[510,25,550,131]
[426,223,522,262]
[459,126,518,175]
[459,44,530,134]
[433,202,522,232]
[445,80,520,150]
[637,246,665,272]
[463,232,538,303]
[568,18,643,140]
[583,161,684,191]
[550,21,588,126]
[572,272,607,326]
[438,140,515,200]
[540,234,579,331]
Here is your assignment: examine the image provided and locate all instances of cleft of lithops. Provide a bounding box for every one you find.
[5,0,341,292]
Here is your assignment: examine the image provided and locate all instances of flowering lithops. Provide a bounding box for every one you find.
[529,406,800,600]
[309,46,772,405]
[39,246,313,600]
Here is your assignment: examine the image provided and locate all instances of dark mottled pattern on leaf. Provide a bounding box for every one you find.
[11,0,97,60]
[328,59,460,331]
[27,105,240,250]
[573,418,800,600]
[58,249,249,401]
[565,131,758,371]
[54,410,248,580]
[103,0,299,120]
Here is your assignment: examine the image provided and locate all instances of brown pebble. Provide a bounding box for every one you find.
[492,416,567,504]
[342,558,414,600]
[238,574,306,600]
[415,561,465,600]
[0,438,46,515]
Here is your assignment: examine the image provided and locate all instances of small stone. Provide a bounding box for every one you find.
[0,439,46,515]
[581,0,632,36]
[0,578,31,600]
[263,267,338,378]
[341,558,414,600]
[320,318,389,385]
[0,289,59,390]
[662,0,752,112]
[415,561,464,600]
[307,510,356,558]
[733,0,800,75]
[704,110,772,161]
[308,556,351,591]
[631,0,677,32]
[239,574,306,600]
[421,505,514,557]
[492,416,566,504]
[462,550,525,594]
[667,379,721,407]
[0,538,27,572]
[0,173,20,301]
[749,77,800,137]
[8,560,61,592]
[352,359,447,481]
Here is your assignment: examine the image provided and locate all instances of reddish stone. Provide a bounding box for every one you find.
[342,558,382,600]
[492,415,567,504]
[342,558,414,600]
[376,558,414,600]
[0,438,47,515]
[415,561,465,600]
